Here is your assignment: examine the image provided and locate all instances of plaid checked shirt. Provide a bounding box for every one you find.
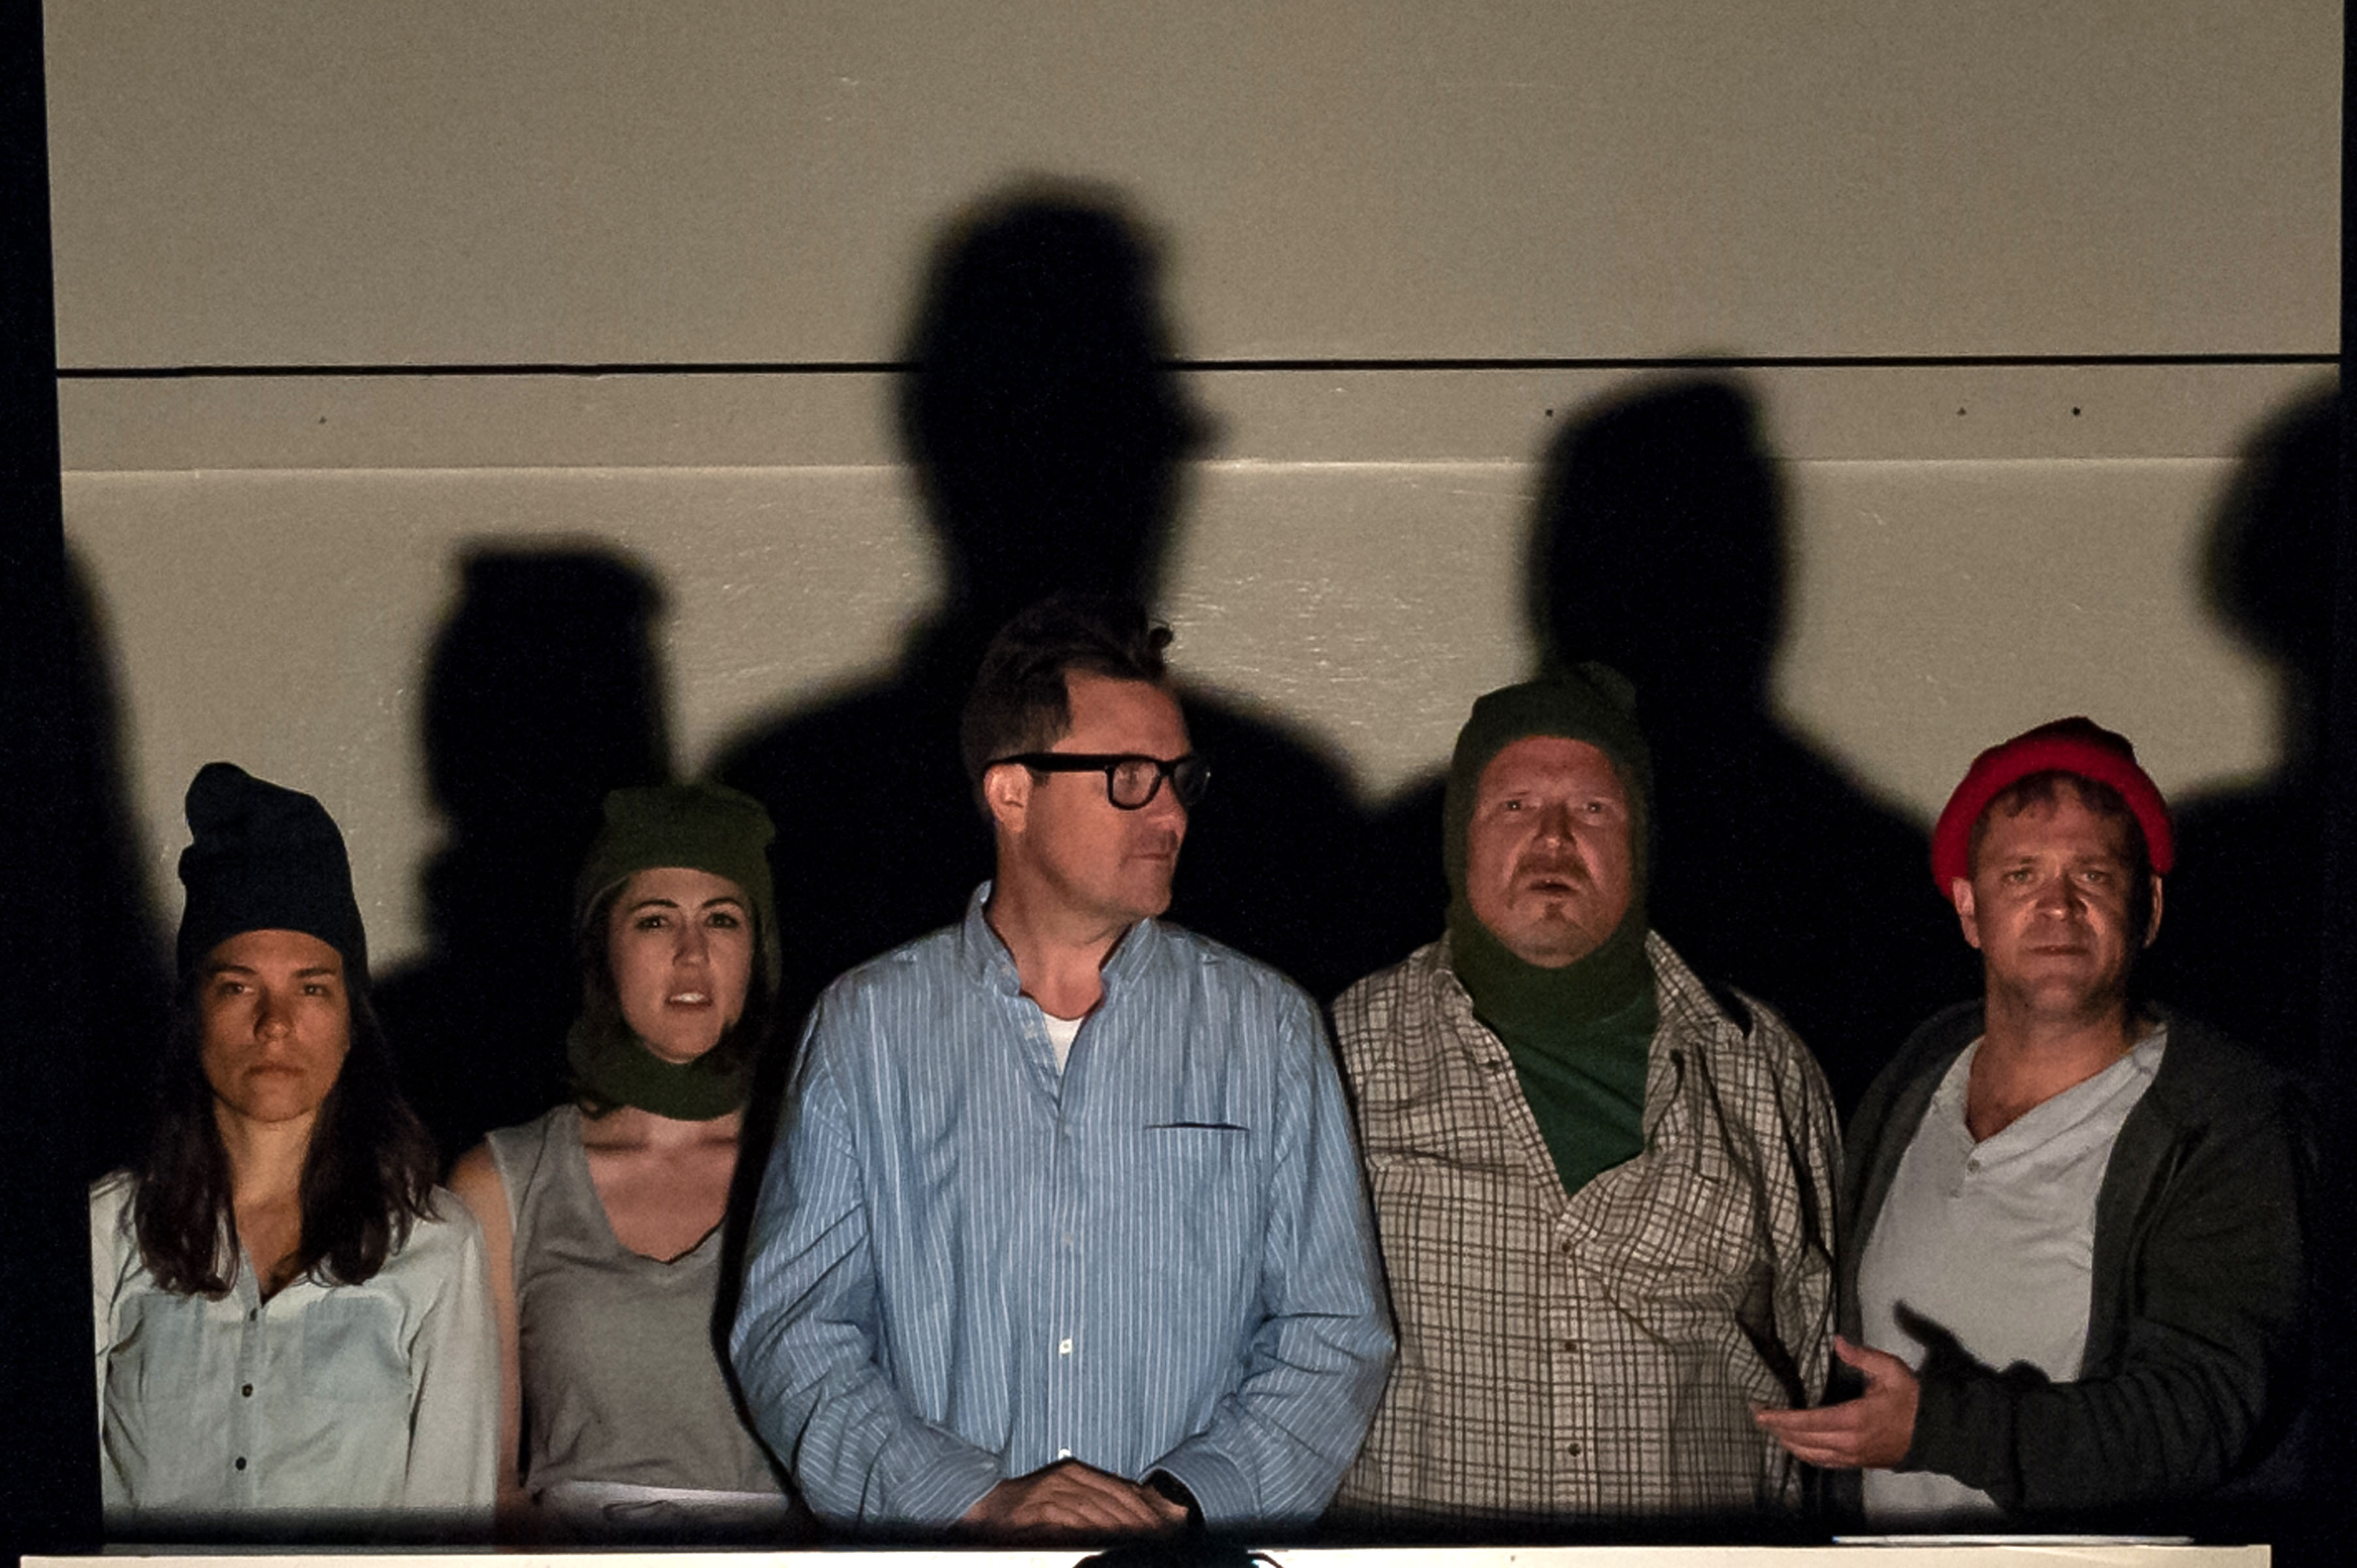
[1329,932,1838,1526]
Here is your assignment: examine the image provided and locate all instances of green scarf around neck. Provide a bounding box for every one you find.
[566,992,753,1121]
[1447,889,1656,1045]
[1450,894,1658,1197]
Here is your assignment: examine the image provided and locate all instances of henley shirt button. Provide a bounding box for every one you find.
[240,1384,253,1397]
[234,1457,247,1471]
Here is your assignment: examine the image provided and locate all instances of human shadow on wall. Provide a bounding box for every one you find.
[61,546,174,1181]
[1370,378,1966,1113]
[376,547,672,1164]
[2143,385,2340,1071]
[711,186,1384,1034]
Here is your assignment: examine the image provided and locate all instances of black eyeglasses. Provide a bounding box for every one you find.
[988,752,1211,810]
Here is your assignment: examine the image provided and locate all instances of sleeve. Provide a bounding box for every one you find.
[89,1179,125,1454]
[1761,1017,1843,1509]
[400,1200,501,1527]
[1902,1074,2309,1516]
[1148,992,1395,1527]
[1768,1020,1842,1405]
[727,996,1005,1529]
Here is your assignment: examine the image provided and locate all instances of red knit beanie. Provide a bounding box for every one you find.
[1929,717,2173,893]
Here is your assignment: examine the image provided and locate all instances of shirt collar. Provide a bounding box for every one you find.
[954,880,1161,998]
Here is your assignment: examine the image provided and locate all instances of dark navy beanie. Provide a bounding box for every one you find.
[176,762,368,983]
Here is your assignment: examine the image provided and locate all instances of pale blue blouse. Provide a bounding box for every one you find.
[91,1171,498,1537]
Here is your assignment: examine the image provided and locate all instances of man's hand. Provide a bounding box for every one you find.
[1753,1335,1921,1470]
[958,1458,1190,1541]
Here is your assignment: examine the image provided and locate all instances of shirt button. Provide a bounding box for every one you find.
[1559,1240,1573,1255]
[1057,1448,1071,1460]
[235,1457,247,1471]
[1058,1338,1073,1355]
[240,1384,253,1397]
[1560,1340,1580,1354]
[1565,1443,1582,1456]
[246,1309,257,1322]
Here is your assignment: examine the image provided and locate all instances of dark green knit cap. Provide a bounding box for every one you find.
[575,783,781,992]
[1441,663,1653,896]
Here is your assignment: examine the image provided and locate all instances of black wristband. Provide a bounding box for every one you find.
[1143,1469,1203,1528]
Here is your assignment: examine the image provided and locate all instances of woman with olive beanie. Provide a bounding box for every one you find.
[448,783,794,1539]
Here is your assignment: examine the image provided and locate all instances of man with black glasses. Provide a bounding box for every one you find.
[732,595,1392,1543]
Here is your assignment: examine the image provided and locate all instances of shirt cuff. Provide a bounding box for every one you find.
[873,1428,1007,1528]
[1147,1445,1254,1527]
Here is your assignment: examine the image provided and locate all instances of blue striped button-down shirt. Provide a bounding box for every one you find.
[730,887,1393,1532]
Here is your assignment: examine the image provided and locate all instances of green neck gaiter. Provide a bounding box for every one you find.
[565,992,753,1122]
[1447,892,1655,1046]
[1450,898,1658,1198]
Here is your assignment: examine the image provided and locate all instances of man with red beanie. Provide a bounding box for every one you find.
[1758,717,2309,1527]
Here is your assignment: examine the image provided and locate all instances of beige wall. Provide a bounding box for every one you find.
[46,5,2339,964]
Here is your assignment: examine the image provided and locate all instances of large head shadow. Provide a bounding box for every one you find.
[375,546,671,1161]
[1375,378,1966,1111]
[1536,378,1968,1106]
[713,182,1385,1028]
[2145,384,2339,1066]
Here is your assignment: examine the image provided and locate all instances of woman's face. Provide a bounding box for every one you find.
[606,867,755,1064]
[199,928,352,1133]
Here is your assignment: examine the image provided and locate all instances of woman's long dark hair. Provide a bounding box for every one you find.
[133,969,438,1296]
[574,881,778,1119]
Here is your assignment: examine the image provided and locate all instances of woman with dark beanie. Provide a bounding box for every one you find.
[91,763,496,1537]
[448,783,792,1539]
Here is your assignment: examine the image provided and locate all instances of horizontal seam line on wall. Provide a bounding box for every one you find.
[55,352,2342,380]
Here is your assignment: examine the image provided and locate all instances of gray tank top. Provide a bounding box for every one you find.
[485,1106,783,1501]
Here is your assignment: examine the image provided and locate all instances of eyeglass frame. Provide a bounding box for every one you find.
[985,751,1211,811]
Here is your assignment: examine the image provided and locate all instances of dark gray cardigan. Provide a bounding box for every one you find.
[1836,1001,2309,1521]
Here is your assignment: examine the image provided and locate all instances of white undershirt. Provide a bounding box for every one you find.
[1040,1008,1085,1073]
[1858,1025,2167,1524]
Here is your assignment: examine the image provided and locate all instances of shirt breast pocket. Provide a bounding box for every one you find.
[299,1294,410,1411]
[108,1292,214,1406]
[1601,1160,1761,1311]
[1137,1123,1258,1282]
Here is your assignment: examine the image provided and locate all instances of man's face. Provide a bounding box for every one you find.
[997,672,1191,931]
[1951,790,2160,1024]
[199,927,353,1133]
[1464,736,1634,968]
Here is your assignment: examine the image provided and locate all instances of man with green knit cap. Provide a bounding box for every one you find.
[1330,666,1839,1529]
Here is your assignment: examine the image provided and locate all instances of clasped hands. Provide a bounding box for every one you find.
[960,1457,1191,1541]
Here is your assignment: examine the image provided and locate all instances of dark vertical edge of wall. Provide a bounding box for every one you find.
[0,0,99,1558]
[2301,43,2357,1568]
